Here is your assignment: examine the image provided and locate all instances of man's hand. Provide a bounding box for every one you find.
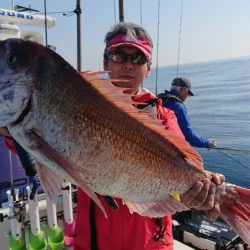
[209,138,217,148]
[180,173,225,221]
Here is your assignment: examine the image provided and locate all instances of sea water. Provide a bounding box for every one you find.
[144,56,250,188]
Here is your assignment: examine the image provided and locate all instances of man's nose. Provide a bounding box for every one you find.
[122,61,134,70]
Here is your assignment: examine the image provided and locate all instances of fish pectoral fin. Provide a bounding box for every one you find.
[36,163,63,202]
[29,129,108,218]
[123,196,189,218]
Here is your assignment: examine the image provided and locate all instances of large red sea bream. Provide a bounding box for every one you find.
[0,39,249,244]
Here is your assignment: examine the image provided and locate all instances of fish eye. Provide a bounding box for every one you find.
[7,54,17,66]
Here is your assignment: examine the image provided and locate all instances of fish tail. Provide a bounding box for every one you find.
[219,184,250,245]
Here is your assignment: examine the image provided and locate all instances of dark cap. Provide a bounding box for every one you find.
[171,77,195,96]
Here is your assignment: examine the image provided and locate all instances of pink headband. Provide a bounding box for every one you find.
[106,34,152,61]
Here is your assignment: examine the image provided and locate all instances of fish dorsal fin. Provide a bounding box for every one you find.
[81,72,204,172]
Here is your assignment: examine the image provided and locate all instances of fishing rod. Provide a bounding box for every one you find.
[208,147,250,154]
[7,149,26,249]
[62,180,75,248]
[8,150,15,199]
[46,196,64,250]
[217,150,249,170]
[176,0,184,76]
[155,0,160,95]
[7,189,26,250]
[27,186,47,250]
[204,147,249,170]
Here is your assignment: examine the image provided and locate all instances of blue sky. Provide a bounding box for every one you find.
[2,0,250,71]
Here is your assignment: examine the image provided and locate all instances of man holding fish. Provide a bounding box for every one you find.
[1,22,249,249]
[74,22,225,250]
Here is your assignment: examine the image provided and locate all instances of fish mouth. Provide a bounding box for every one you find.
[11,97,32,126]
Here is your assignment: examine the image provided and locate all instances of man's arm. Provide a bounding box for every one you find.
[176,104,211,148]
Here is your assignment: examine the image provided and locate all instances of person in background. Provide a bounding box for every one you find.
[74,22,224,250]
[158,77,217,148]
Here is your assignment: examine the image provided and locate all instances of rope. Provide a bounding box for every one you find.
[155,0,161,95]
[176,0,184,76]
[113,0,117,24]
[140,0,143,25]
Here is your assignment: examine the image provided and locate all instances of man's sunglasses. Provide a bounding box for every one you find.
[108,51,148,65]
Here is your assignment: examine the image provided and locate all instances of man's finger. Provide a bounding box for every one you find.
[190,179,210,209]
[211,173,225,185]
[180,181,203,207]
[205,201,220,221]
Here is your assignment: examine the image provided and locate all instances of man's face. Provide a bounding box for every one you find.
[179,87,189,102]
[104,46,151,94]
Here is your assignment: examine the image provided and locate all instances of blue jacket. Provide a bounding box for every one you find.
[158,90,210,148]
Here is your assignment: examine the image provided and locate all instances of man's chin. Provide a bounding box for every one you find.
[111,81,138,94]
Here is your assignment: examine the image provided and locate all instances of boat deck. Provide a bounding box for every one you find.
[174,239,194,249]
[0,197,194,250]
